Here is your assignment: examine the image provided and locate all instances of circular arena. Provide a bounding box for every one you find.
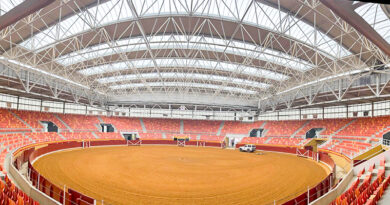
[33,146,328,205]
[1,0,390,205]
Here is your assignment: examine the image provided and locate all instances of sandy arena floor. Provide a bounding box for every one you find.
[33,146,329,205]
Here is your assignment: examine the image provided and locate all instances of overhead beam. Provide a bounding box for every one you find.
[0,0,55,31]
[320,0,390,58]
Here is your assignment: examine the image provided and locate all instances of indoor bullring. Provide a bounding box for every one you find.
[1,0,390,205]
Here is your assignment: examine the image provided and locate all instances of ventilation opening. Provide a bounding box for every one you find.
[40,121,58,132]
[122,133,138,140]
[383,132,390,146]
[305,128,324,139]
[249,129,264,137]
[101,123,114,132]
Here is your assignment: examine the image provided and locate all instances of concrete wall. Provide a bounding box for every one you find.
[353,148,390,175]
[8,156,60,205]
[310,169,354,205]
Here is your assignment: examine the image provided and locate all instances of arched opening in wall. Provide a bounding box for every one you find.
[305,128,324,139]
[383,132,390,146]
[40,121,58,132]
[101,123,115,132]
[249,129,264,137]
[122,133,138,140]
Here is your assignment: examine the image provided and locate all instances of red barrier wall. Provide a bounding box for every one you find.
[14,140,335,205]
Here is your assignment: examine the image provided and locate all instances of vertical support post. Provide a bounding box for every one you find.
[299,108,301,120]
[63,185,66,205]
[28,167,31,180]
[37,173,40,190]
[63,102,65,114]
[16,96,19,110]
[40,99,43,112]
[307,186,310,204]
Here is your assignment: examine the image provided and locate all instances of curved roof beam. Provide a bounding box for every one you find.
[0,0,55,31]
[110,81,258,96]
[78,58,288,82]
[101,72,269,90]
[7,1,346,66]
[56,35,313,72]
[0,0,108,52]
[260,0,383,64]
[67,48,300,78]
[320,0,390,59]
[84,66,276,87]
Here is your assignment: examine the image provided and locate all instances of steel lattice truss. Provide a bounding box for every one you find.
[0,0,389,110]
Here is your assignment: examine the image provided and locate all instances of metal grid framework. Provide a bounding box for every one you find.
[0,0,389,111]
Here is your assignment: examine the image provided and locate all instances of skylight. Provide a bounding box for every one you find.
[110,82,258,95]
[19,0,350,58]
[78,58,289,81]
[0,0,23,15]
[98,72,269,89]
[56,35,313,72]
[355,3,390,44]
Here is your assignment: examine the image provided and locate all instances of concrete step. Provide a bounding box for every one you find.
[8,110,34,131]
[330,119,356,137]
[54,114,73,132]
[139,118,147,133]
[91,132,99,139]
[217,121,224,136]
[180,120,184,134]
[57,132,66,140]
[97,116,104,123]
[291,120,310,138]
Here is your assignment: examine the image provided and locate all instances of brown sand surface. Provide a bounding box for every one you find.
[33,146,328,205]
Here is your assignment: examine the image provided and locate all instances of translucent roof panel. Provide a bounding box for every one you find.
[110,82,258,95]
[19,0,350,58]
[355,3,390,44]
[98,72,269,89]
[0,0,23,15]
[78,58,289,81]
[56,35,313,72]
[243,1,351,58]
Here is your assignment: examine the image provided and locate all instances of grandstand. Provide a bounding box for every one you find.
[0,0,389,204]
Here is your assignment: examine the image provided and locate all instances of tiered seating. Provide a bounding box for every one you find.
[95,132,123,139]
[57,114,100,131]
[267,137,303,146]
[198,135,224,142]
[165,134,197,140]
[0,175,39,205]
[61,132,96,140]
[220,121,264,135]
[183,120,221,134]
[294,119,352,137]
[337,116,390,138]
[25,132,63,143]
[332,160,389,205]
[101,116,142,131]
[0,109,29,132]
[143,118,180,132]
[323,140,372,157]
[332,136,367,141]
[13,110,67,131]
[240,137,268,144]
[0,133,32,166]
[138,133,163,140]
[264,120,307,137]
